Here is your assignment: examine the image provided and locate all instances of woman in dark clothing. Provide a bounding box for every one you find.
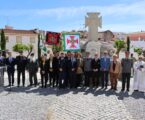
[91,53,101,88]
[39,55,49,88]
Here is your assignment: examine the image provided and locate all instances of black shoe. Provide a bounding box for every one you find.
[110,87,113,90]
[127,89,129,92]
[114,88,117,91]
[121,89,124,92]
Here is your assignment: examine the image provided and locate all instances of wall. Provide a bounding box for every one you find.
[5,34,38,58]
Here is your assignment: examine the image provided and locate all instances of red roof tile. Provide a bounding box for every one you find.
[128,33,145,41]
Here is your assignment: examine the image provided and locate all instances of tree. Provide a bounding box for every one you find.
[0,29,6,50]
[134,47,143,55]
[38,34,41,61]
[126,36,130,52]
[114,40,126,55]
[13,43,33,58]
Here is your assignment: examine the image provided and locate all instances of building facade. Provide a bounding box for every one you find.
[0,26,39,57]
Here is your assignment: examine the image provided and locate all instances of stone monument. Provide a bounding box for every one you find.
[85,12,102,57]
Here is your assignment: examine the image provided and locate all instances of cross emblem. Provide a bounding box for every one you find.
[50,36,55,42]
[85,12,102,41]
[67,36,78,48]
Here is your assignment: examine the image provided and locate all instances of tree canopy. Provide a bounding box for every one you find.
[0,29,6,50]
[134,47,143,55]
[13,43,33,57]
[114,39,126,55]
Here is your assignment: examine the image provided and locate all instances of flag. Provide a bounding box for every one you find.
[46,32,60,45]
[62,33,80,51]
[40,45,48,53]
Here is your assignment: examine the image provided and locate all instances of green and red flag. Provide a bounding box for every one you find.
[62,33,80,52]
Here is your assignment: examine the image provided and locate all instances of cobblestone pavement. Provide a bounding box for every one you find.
[48,79,145,120]
[52,89,133,120]
[0,87,57,120]
[0,73,57,120]
[0,73,145,120]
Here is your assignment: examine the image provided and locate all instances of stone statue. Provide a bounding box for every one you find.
[85,12,102,57]
[85,12,102,41]
[84,12,115,57]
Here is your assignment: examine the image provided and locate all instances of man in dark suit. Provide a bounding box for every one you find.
[83,52,92,87]
[5,52,16,86]
[16,51,28,87]
[67,52,77,88]
[121,51,133,91]
[91,53,100,88]
[52,52,59,87]
[27,53,38,87]
[58,52,66,89]
[65,51,71,88]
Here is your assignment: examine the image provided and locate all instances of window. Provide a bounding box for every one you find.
[30,36,35,43]
[5,36,9,42]
[16,36,22,43]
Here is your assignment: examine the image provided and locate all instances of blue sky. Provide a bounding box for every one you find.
[0,0,145,32]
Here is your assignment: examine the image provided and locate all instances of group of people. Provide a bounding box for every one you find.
[0,50,145,92]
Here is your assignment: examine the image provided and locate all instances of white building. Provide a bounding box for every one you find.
[0,26,39,57]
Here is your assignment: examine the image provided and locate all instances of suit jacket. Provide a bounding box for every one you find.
[91,58,100,72]
[83,58,92,72]
[16,55,28,71]
[5,57,16,72]
[47,58,55,72]
[100,57,110,71]
[58,58,66,72]
[66,57,77,72]
[110,60,121,74]
[27,59,38,73]
[53,57,59,72]
[39,60,49,74]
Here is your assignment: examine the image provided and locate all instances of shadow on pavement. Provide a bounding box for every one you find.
[2,85,145,100]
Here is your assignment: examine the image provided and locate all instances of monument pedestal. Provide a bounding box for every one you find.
[86,41,101,57]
